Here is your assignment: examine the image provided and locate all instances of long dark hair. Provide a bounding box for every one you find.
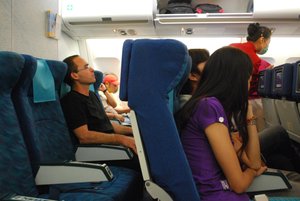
[181,49,210,94]
[176,46,253,152]
[247,23,272,42]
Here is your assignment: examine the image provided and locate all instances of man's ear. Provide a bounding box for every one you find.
[189,73,198,81]
[70,72,79,81]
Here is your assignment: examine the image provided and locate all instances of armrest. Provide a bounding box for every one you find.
[35,161,113,185]
[2,193,56,201]
[75,144,134,162]
[247,169,292,193]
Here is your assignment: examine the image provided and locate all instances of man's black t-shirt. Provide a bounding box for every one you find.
[60,90,114,144]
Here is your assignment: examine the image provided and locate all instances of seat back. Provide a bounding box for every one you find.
[0,51,38,196]
[273,61,300,143]
[271,63,294,99]
[93,70,104,99]
[12,55,75,175]
[119,39,133,101]
[120,39,200,201]
[292,61,300,101]
[258,69,272,98]
[258,69,281,127]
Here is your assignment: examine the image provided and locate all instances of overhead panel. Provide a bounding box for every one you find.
[61,0,156,39]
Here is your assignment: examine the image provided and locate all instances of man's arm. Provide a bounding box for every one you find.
[111,122,132,135]
[106,112,125,122]
[73,124,136,153]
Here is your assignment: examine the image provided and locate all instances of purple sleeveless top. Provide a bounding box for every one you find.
[181,97,249,201]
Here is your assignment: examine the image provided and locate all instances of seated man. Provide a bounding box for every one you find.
[61,55,137,160]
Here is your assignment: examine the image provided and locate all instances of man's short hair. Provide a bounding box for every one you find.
[63,55,79,86]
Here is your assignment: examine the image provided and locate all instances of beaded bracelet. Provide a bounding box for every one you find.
[247,116,257,126]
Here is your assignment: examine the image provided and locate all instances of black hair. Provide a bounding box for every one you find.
[246,23,272,42]
[180,48,210,94]
[168,0,192,4]
[175,46,253,153]
[63,55,79,86]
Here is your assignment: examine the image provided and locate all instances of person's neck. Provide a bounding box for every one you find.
[191,82,197,95]
[251,41,260,53]
[72,84,90,96]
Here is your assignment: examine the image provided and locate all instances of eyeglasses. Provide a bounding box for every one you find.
[76,64,91,72]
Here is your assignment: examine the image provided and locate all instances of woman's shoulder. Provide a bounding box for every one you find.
[194,97,228,128]
[196,97,225,116]
[198,97,222,108]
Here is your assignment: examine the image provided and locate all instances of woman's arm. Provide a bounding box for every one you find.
[205,123,266,193]
[243,103,262,170]
[99,83,117,108]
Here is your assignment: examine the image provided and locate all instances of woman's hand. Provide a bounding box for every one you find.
[253,165,268,177]
[99,83,107,92]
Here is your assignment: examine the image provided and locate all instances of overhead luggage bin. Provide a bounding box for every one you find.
[61,0,157,39]
[154,0,300,37]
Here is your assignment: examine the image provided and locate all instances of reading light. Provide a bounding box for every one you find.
[127,29,137,35]
[118,29,127,35]
[185,28,193,35]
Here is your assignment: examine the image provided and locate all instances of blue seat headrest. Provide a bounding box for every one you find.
[0,51,25,92]
[119,39,134,101]
[94,70,103,90]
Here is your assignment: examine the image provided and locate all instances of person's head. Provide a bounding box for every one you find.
[63,55,95,87]
[176,46,253,150]
[103,73,120,93]
[246,23,273,55]
[180,48,210,95]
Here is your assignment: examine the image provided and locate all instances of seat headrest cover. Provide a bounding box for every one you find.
[0,51,24,93]
[33,59,56,103]
[129,39,190,106]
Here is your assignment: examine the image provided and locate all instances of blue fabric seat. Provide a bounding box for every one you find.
[11,54,141,201]
[120,39,200,201]
[0,51,38,198]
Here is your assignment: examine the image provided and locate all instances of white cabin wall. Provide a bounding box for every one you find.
[0,0,79,60]
[85,36,300,79]
[58,32,80,61]
[86,39,128,78]
[264,37,300,65]
[0,0,12,50]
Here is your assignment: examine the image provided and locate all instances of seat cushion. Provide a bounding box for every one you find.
[42,166,142,201]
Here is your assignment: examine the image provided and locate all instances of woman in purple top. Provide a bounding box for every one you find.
[175,47,267,201]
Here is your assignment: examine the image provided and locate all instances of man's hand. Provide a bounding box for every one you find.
[117,135,137,154]
[115,114,125,122]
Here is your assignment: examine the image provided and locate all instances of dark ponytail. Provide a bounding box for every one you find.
[246,23,272,42]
